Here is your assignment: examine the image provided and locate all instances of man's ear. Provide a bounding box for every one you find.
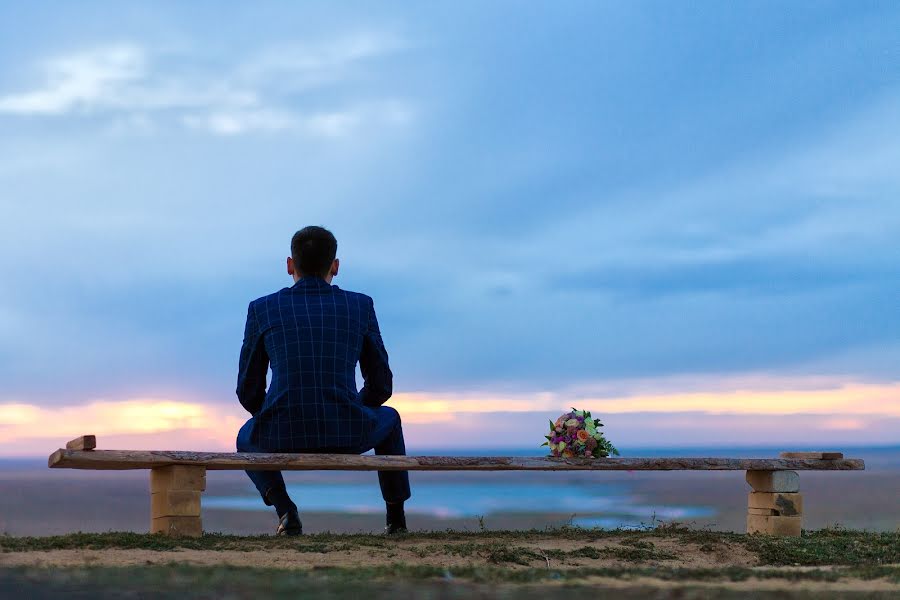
[287,256,295,277]
[331,258,340,277]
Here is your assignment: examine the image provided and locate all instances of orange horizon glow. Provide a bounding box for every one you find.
[387,381,900,418]
[1,377,898,456]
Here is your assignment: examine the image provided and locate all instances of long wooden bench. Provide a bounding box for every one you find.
[49,435,864,538]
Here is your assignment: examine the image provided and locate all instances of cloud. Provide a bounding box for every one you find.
[0,34,411,137]
[0,44,145,115]
[180,102,410,137]
[182,108,300,136]
[488,92,900,298]
[0,43,254,119]
[0,4,896,406]
[236,32,406,81]
[550,257,892,298]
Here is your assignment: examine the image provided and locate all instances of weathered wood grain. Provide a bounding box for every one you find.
[151,516,202,537]
[749,492,803,516]
[746,470,800,492]
[779,451,843,460]
[150,465,206,492]
[747,514,802,537]
[47,450,866,471]
[151,491,201,517]
[65,435,96,451]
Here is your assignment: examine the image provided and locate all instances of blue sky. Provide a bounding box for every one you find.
[0,1,898,451]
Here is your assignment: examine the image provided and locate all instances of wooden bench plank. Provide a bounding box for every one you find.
[779,451,844,460]
[65,435,96,451]
[47,449,866,471]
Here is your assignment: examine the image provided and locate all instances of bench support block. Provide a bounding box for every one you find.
[150,465,205,537]
[745,470,802,536]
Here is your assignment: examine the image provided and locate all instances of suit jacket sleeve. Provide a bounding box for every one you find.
[358,297,393,407]
[236,301,269,415]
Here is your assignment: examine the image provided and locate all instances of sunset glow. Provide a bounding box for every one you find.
[2,378,896,456]
[388,381,900,418]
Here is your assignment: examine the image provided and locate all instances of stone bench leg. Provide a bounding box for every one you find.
[150,465,205,537]
[745,470,802,536]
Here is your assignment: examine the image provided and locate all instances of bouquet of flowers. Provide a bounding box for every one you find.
[543,408,619,458]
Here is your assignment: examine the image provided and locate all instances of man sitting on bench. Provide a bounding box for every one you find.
[236,226,410,536]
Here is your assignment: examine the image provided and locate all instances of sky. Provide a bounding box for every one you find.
[1,1,898,455]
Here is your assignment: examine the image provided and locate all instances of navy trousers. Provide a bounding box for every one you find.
[236,405,411,505]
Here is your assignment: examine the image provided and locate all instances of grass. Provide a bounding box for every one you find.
[1,526,898,598]
[2,525,896,566]
[746,527,900,566]
[1,563,899,600]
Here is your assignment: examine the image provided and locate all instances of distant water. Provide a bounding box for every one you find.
[0,445,892,534]
[406,445,900,465]
[204,479,714,529]
[203,446,898,528]
[7,444,893,531]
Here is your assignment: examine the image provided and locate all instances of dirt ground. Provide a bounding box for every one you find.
[2,534,898,595]
[0,534,753,569]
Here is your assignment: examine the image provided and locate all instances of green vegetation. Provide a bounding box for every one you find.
[2,525,896,566]
[1,563,899,600]
[746,527,900,566]
[1,526,897,598]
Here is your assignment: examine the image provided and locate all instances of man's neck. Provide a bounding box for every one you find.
[294,274,333,285]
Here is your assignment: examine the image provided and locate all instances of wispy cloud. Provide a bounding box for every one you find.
[0,44,145,115]
[182,108,300,136]
[0,33,411,137]
[236,32,406,82]
[499,92,900,300]
[180,101,411,137]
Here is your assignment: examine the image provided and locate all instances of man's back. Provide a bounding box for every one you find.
[236,276,393,451]
[236,225,409,536]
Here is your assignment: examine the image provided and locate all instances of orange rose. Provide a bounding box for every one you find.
[562,450,574,458]
[576,429,590,442]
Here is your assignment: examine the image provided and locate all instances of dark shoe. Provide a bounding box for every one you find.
[384,523,408,535]
[276,510,303,536]
[384,501,407,535]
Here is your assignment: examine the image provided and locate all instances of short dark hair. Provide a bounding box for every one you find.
[291,226,337,278]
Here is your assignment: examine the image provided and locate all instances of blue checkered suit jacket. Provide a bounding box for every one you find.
[236,276,393,450]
